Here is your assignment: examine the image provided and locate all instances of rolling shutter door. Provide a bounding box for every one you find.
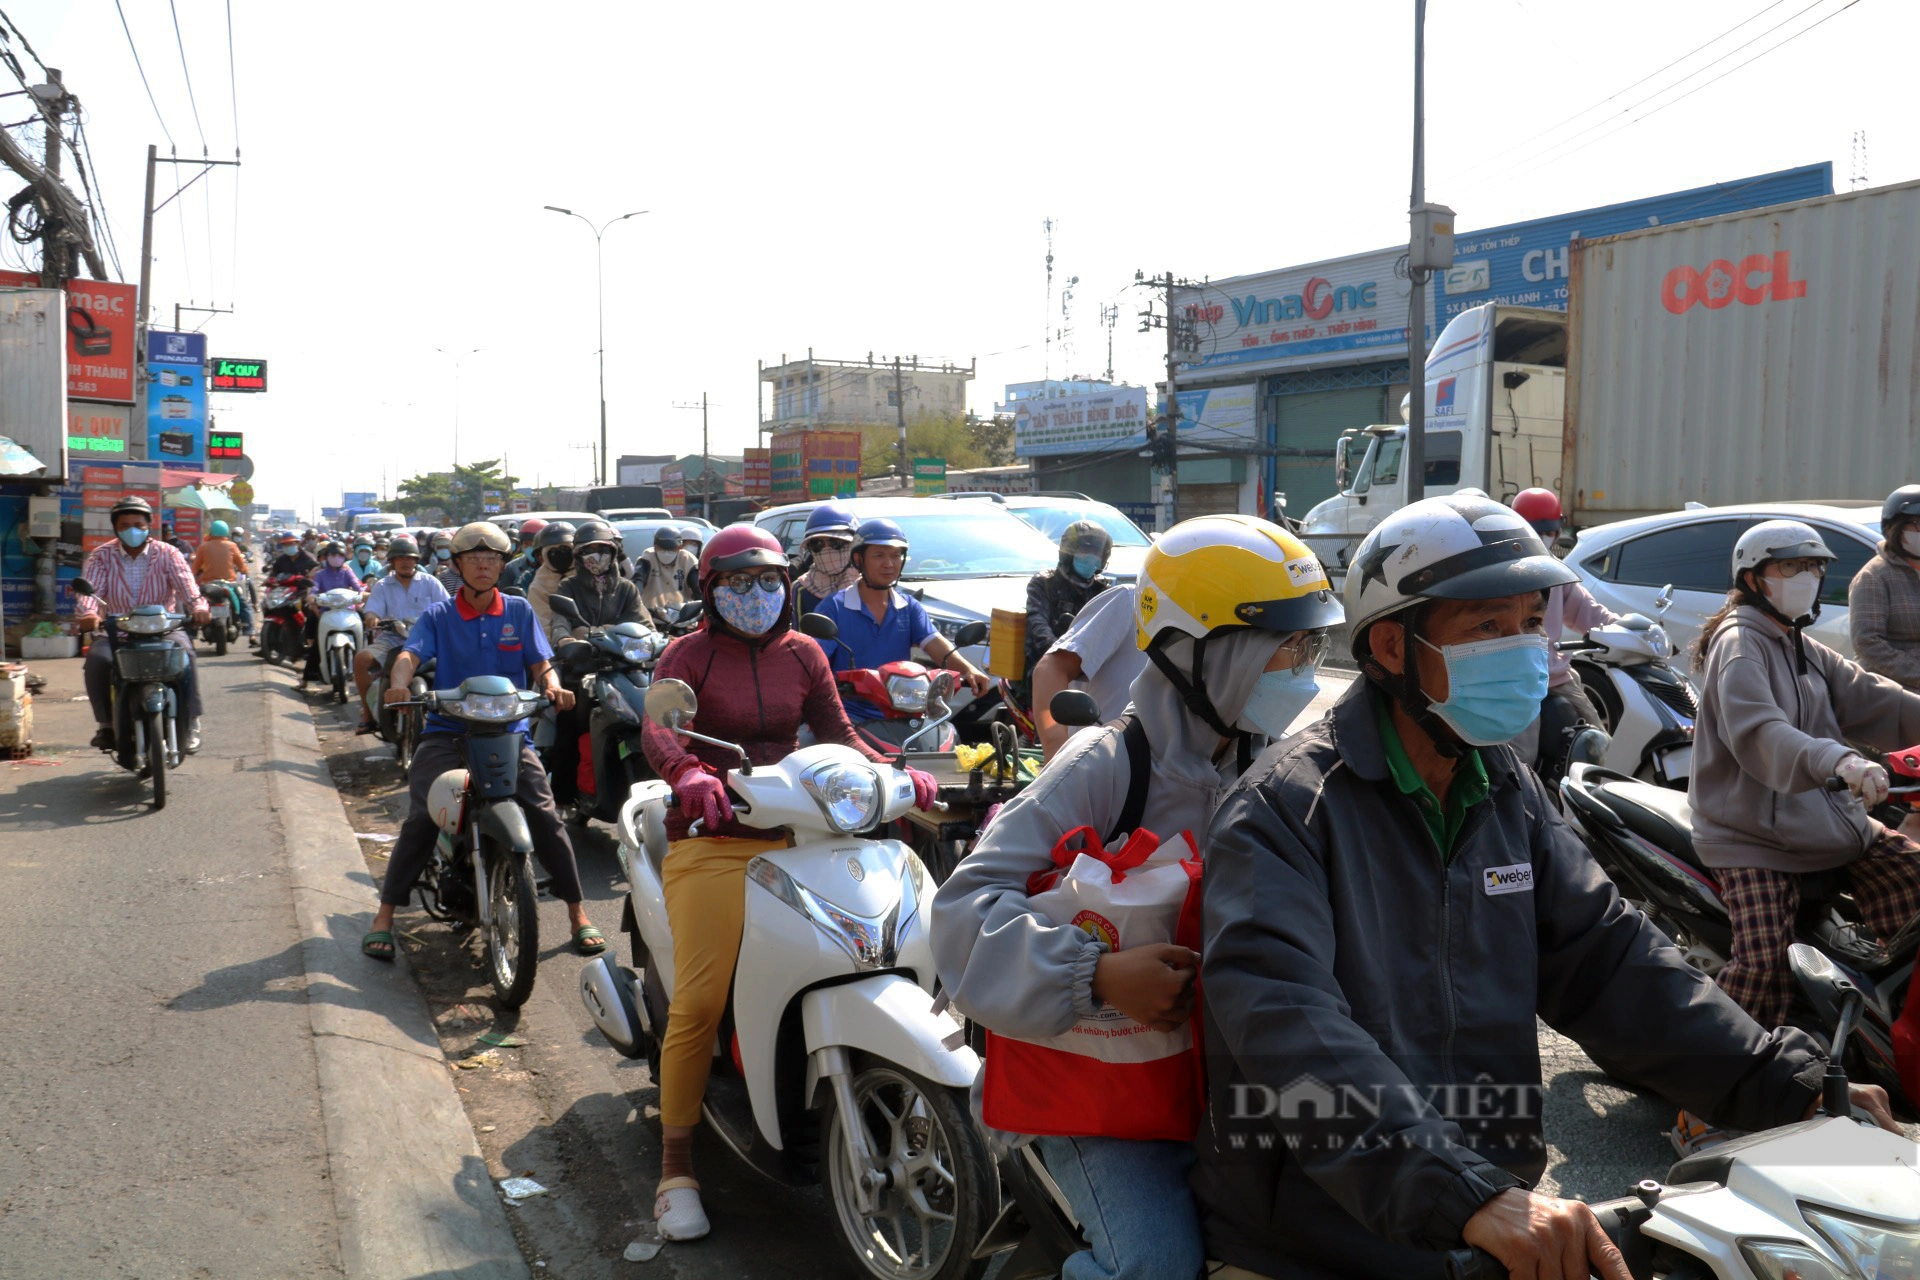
[1272,387,1387,515]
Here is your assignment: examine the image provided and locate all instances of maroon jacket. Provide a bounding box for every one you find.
[641,606,890,840]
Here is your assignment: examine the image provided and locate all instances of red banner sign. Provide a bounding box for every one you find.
[0,271,138,403]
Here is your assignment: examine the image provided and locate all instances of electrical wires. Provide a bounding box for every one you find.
[114,0,174,151]
[167,0,207,155]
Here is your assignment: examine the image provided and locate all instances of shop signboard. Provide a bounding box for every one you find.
[743,447,770,497]
[0,271,137,402]
[208,357,267,392]
[770,429,861,501]
[145,331,207,467]
[67,401,131,459]
[912,457,946,496]
[1172,383,1258,449]
[1013,386,1150,458]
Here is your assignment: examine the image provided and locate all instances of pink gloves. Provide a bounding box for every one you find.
[905,766,938,812]
[674,768,734,830]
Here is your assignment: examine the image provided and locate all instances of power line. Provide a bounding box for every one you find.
[0,6,49,76]
[224,0,239,302]
[113,0,174,151]
[166,0,207,153]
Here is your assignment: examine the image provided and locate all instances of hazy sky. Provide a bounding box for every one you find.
[5,0,1909,517]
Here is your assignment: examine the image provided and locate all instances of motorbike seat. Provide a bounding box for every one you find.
[1596,778,1705,871]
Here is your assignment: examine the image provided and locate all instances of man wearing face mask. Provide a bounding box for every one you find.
[77,495,211,752]
[634,525,701,624]
[1024,519,1116,677]
[1190,496,1887,1280]
[350,537,384,583]
[934,515,1341,1280]
[522,521,575,634]
[1849,485,1920,693]
[429,530,462,594]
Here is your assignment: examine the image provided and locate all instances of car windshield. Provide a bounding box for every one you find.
[886,512,1061,578]
[1012,503,1151,547]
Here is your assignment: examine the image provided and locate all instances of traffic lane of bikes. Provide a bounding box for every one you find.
[307,689,863,1279]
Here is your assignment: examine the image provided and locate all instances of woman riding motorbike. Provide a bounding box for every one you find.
[545,519,644,804]
[791,501,859,619]
[523,521,575,633]
[636,526,939,1243]
[351,537,384,583]
[1684,519,1920,1144]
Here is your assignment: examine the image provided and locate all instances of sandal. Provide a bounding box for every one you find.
[355,719,377,736]
[361,930,396,961]
[573,925,608,955]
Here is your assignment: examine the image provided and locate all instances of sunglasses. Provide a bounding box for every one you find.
[807,537,851,552]
[721,569,785,594]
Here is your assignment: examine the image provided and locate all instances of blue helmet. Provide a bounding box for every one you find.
[209,519,231,538]
[852,517,909,552]
[804,502,857,542]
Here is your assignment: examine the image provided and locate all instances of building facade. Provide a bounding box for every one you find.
[759,353,975,431]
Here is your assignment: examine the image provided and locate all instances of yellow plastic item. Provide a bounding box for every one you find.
[988,607,1028,680]
[954,743,1040,783]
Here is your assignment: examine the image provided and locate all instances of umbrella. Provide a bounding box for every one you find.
[163,483,242,514]
[0,434,49,477]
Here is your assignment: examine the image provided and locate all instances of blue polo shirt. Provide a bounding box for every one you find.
[812,582,939,722]
[403,589,554,735]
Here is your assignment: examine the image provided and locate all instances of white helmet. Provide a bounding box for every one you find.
[427,768,470,834]
[1346,493,1576,647]
[1731,519,1834,580]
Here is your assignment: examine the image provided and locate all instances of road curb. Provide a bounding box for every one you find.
[262,668,530,1280]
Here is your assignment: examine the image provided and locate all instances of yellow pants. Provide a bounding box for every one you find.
[658,835,787,1128]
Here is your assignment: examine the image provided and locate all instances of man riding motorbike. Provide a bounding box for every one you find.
[367,521,604,961]
[545,519,644,803]
[76,496,211,754]
[636,525,939,1242]
[191,518,254,644]
[300,541,364,689]
[634,525,700,622]
[1689,520,1920,1045]
[1849,484,1920,693]
[353,535,449,734]
[808,516,991,751]
[501,517,547,592]
[1024,518,1115,677]
[1190,494,1895,1280]
[1508,488,1617,770]
[791,502,859,619]
[935,514,1342,1280]
[429,530,462,593]
[268,532,317,580]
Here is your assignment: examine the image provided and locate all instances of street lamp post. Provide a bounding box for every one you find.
[543,206,649,487]
[434,345,483,518]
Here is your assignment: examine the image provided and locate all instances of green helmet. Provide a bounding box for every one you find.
[209,520,231,538]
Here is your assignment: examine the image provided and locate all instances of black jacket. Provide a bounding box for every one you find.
[1193,681,1825,1279]
[548,568,643,642]
[268,550,317,579]
[1024,567,1112,672]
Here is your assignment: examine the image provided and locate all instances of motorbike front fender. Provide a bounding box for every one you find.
[135,681,167,714]
[474,799,535,855]
[801,973,979,1096]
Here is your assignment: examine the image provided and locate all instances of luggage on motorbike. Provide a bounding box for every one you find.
[988,606,1026,680]
[982,820,1206,1141]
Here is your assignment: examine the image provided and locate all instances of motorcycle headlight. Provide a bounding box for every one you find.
[1799,1204,1920,1277]
[800,761,881,834]
[118,611,173,635]
[318,588,359,608]
[746,855,905,970]
[1739,1240,1850,1280]
[446,692,524,723]
[886,673,930,715]
[620,636,655,663]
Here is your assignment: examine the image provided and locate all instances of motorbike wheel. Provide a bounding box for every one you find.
[486,846,539,1009]
[332,666,347,705]
[823,1064,994,1280]
[147,707,168,811]
[215,629,227,657]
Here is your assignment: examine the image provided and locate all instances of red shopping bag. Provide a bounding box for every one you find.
[983,825,1208,1141]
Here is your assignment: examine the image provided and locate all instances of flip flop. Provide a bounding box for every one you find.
[362,930,396,961]
[573,925,608,955]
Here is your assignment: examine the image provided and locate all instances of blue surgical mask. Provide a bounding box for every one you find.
[117,525,148,549]
[1419,633,1550,745]
[435,548,451,561]
[1072,554,1102,580]
[1236,665,1320,739]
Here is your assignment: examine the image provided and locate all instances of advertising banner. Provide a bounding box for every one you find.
[743,447,770,497]
[170,507,203,552]
[1173,383,1258,449]
[146,331,208,467]
[0,271,137,403]
[342,491,377,508]
[912,457,947,496]
[208,357,267,393]
[1013,387,1150,458]
[770,429,862,501]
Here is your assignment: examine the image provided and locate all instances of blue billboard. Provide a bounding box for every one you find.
[1436,163,1833,323]
[146,331,208,467]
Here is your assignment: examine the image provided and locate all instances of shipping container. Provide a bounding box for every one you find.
[0,288,69,482]
[769,429,863,503]
[1565,179,1920,520]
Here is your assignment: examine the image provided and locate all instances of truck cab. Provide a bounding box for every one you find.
[1299,303,1567,582]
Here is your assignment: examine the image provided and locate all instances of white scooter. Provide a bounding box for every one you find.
[314,586,364,705]
[1557,587,1696,789]
[1447,952,1920,1280]
[579,677,996,1280]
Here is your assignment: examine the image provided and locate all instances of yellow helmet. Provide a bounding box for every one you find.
[1135,514,1343,650]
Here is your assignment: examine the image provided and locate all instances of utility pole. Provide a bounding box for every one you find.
[542,207,648,487]
[894,356,908,482]
[1139,272,1182,531]
[135,149,242,348]
[672,393,713,517]
[38,69,66,285]
[1406,0,1428,504]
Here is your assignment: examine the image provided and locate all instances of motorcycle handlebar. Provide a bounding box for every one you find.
[1442,1248,1504,1280]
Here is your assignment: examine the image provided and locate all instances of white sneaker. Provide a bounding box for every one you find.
[184,719,202,755]
[653,1177,709,1241]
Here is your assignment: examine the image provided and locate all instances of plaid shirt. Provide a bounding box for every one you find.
[1850,543,1920,690]
[81,539,205,616]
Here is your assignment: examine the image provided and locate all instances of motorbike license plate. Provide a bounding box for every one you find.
[1658,745,1692,782]
[209,604,231,619]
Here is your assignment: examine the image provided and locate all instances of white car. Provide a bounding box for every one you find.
[1566,501,1882,661]
[935,491,1153,580]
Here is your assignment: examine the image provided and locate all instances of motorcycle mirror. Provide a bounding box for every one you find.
[500,585,526,598]
[1050,689,1099,728]
[951,620,988,649]
[643,677,698,729]
[1655,583,1674,616]
[549,593,583,623]
[72,576,94,596]
[677,600,704,624]
[799,612,840,642]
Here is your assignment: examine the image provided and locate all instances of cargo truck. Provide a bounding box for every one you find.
[1300,179,1920,577]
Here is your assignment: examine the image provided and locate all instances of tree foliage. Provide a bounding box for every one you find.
[395,459,518,524]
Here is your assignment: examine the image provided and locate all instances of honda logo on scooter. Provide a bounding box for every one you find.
[1661,250,1807,314]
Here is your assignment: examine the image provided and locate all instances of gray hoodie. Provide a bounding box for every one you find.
[1691,604,1920,872]
[931,627,1285,1044]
